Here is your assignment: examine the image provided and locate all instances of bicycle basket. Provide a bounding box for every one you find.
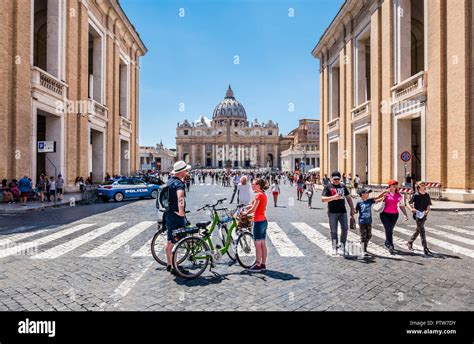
[237,213,253,228]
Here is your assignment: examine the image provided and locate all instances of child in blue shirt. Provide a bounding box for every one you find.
[355,188,385,255]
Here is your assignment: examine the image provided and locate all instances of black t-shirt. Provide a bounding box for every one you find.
[167,177,186,213]
[409,192,432,218]
[322,183,350,213]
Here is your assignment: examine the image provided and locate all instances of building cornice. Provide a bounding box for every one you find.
[312,0,378,59]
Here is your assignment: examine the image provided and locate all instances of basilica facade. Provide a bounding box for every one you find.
[176,86,281,169]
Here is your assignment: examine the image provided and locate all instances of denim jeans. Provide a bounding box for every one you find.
[328,212,348,250]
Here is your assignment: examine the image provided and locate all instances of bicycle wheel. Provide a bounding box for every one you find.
[219,224,237,262]
[172,236,210,279]
[151,229,168,266]
[235,231,256,269]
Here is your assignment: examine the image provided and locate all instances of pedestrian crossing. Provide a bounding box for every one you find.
[0,219,473,261]
[82,221,155,258]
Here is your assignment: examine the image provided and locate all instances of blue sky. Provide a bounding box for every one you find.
[120,0,344,148]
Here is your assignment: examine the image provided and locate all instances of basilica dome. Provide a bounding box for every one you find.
[212,85,247,120]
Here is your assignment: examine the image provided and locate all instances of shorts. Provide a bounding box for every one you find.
[272,192,279,196]
[165,212,186,243]
[20,192,29,198]
[253,220,268,241]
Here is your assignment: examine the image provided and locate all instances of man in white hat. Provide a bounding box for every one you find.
[165,160,191,274]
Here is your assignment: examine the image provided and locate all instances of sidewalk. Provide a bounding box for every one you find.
[0,193,83,214]
[430,200,474,212]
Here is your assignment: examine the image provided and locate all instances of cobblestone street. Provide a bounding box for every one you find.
[1,183,473,311]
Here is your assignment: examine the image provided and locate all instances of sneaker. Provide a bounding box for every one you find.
[407,242,414,251]
[260,264,267,273]
[424,248,433,256]
[388,246,395,255]
[331,248,338,256]
[166,265,172,272]
[247,264,262,273]
[337,245,346,256]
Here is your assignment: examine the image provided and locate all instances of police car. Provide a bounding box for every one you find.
[97,178,160,202]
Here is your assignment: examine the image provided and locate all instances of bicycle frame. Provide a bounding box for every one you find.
[191,208,243,260]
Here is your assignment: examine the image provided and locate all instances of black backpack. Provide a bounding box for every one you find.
[156,185,170,211]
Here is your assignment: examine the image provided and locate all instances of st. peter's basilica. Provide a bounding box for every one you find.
[176,86,283,169]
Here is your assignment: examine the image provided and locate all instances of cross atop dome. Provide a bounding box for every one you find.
[225,84,234,99]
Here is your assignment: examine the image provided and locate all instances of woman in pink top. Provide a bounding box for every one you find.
[379,180,409,254]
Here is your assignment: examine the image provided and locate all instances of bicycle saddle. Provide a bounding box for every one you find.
[196,221,211,229]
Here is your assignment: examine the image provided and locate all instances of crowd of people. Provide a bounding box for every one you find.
[160,159,434,277]
[1,174,66,206]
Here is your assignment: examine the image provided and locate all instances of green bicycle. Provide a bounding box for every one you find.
[171,200,256,279]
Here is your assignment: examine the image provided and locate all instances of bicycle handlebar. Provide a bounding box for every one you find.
[197,198,227,212]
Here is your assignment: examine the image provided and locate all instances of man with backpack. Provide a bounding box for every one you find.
[162,161,191,274]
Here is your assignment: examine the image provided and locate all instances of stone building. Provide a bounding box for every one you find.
[176,86,281,169]
[0,0,147,188]
[139,142,176,172]
[281,119,320,172]
[312,0,474,201]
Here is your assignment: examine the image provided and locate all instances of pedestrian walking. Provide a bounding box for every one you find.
[296,176,304,201]
[354,188,386,255]
[379,179,409,254]
[49,177,57,202]
[354,174,360,190]
[322,174,329,187]
[271,179,280,207]
[406,181,433,256]
[36,174,45,203]
[56,174,64,201]
[305,177,314,209]
[230,173,241,204]
[237,176,252,205]
[321,171,356,256]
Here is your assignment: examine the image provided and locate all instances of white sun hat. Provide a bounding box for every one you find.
[171,161,191,174]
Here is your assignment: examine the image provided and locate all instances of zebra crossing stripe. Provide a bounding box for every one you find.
[291,223,334,255]
[436,225,474,237]
[267,222,304,257]
[392,225,474,258]
[0,230,43,247]
[376,225,474,258]
[0,224,94,259]
[422,226,474,246]
[32,222,125,259]
[82,221,155,258]
[131,238,154,257]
